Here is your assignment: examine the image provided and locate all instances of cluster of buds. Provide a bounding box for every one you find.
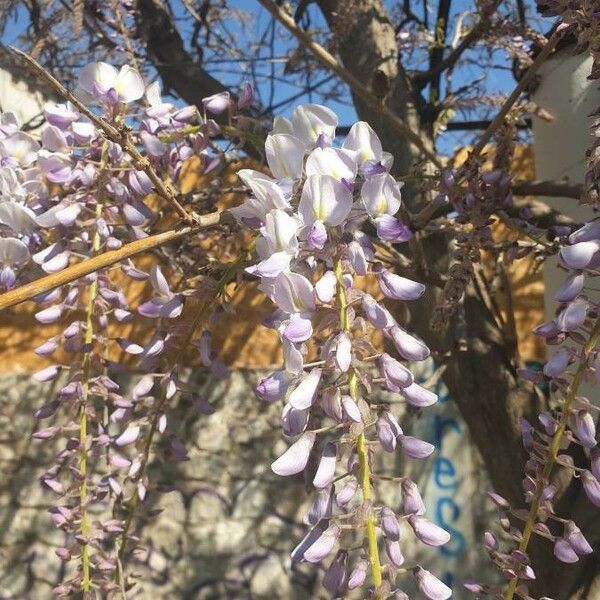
[236,104,450,599]
[430,152,514,330]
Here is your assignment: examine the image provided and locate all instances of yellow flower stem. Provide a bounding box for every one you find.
[504,316,600,600]
[335,259,383,597]
[79,193,105,591]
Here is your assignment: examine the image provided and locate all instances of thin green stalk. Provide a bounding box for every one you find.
[335,260,383,597]
[504,316,600,600]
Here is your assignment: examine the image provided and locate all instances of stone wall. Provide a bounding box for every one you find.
[0,364,500,599]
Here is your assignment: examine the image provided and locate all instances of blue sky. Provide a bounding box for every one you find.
[2,0,549,155]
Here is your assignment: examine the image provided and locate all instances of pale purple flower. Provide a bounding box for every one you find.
[202,91,231,114]
[380,353,413,388]
[35,304,63,324]
[299,173,353,229]
[315,270,337,303]
[323,551,347,594]
[377,415,397,452]
[402,478,426,515]
[256,370,289,402]
[334,332,352,372]
[401,382,438,407]
[361,172,402,218]
[336,476,358,505]
[544,348,570,378]
[554,538,579,563]
[571,410,597,448]
[374,214,413,242]
[292,104,337,145]
[272,271,316,314]
[555,273,585,302]
[385,539,405,567]
[582,470,600,507]
[292,522,339,564]
[413,566,452,600]
[288,369,321,410]
[380,506,400,541]
[33,365,61,382]
[341,395,362,422]
[306,221,327,249]
[115,425,140,446]
[400,435,435,459]
[559,241,600,269]
[313,442,337,489]
[388,325,430,361]
[347,559,368,589]
[564,521,593,555]
[362,294,394,329]
[408,515,450,546]
[0,131,39,167]
[305,147,356,181]
[342,121,383,166]
[0,237,30,269]
[265,134,305,180]
[271,431,316,476]
[78,63,145,104]
[379,271,425,301]
[347,240,369,275]
[44,102,79,128]
[283,314,313,343]
[556,297,587,332]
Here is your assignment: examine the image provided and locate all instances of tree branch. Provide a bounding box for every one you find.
[0,213,222,311]
[258,0,443,169]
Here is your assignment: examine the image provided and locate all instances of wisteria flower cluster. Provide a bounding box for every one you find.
[234,104,450,599]
[0,61,249,596]
[4,36,600,597]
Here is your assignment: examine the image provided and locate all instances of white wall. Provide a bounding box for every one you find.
[532,49,600,324]
[0,67,47,129]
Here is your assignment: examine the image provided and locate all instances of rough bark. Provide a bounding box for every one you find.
[135,0,229,105]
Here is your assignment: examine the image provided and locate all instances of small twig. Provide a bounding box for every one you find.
[9,47,195,223]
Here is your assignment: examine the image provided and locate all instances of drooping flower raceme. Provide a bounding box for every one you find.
[237,104,449,599]
[18,61,251,596]
[468,219,600,598]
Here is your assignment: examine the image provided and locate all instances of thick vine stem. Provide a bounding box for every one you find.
[335,259,383,597]
[503,316,600,600]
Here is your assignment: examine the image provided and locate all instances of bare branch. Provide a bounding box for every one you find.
[0,212,222,311]
[414,1,501,88]
[512,179,582,199]
[471,27,562,157]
